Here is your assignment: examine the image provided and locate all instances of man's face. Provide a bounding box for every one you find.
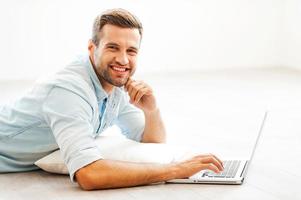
[89,24,141,92]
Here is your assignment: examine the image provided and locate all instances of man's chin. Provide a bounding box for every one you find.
[111,80,127,87]
[105,75,129,87]
[114,83,125,87]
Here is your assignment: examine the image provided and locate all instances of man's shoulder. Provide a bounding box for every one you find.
[37,55,97,102]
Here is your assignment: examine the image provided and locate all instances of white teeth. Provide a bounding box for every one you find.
[112,66,126,72]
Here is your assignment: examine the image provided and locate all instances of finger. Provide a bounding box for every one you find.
[140,82,153,95]
[209,154,223,167]
[128,80,144,93]
[195,154,224,169]
[126,79,141,92]
[203,163,220,173]
[198,156,224,171]
[131,84,145,103]
[125,78,133,91]
[126,80,139,98]
[128,83,144,104]
[210,155,224,169]
[134,87,149,104]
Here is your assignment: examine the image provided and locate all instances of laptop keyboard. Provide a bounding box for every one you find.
[202,160,241,178]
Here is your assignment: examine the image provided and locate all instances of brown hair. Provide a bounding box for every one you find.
[92,8,143,46]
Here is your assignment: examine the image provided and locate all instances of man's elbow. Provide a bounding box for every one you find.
[141,135,166,143]
[75,168,96,190]
[75,161,111,190]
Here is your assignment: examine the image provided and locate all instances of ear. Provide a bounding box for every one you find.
[88,40,96,56]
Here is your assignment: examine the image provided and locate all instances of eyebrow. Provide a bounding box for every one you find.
[105,42,119,47]
[105,42,139,51]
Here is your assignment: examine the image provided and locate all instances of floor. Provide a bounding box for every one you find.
[144,67,301,146]
[1,67,301,199]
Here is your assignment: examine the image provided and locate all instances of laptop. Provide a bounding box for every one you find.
[166,111,268,185]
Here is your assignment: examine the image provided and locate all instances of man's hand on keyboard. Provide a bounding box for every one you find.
[172,154,224,178]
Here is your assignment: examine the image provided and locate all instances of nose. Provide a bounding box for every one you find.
[115,52,129,66]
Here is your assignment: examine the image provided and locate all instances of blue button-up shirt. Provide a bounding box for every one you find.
[0,55,145,181]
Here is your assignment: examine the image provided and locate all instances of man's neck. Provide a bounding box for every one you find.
[99,79,114,94]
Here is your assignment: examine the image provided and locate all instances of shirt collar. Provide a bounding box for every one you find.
[84,54,109,102]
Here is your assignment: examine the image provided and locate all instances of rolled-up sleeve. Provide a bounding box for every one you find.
[42,86,103,181]
[115,95,145,142]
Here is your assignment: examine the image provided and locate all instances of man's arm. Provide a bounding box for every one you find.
[75,154,224,190]
[142,108,166,143]
[125,78,166,143]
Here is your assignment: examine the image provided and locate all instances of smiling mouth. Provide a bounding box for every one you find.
[110,65,130,72]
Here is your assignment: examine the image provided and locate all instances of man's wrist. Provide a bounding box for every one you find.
[165,162,179,180]
[143,107,160,116]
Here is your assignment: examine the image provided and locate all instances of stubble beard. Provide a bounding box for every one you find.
[101,68,130,87]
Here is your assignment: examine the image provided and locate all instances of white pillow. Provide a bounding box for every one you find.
[35,135,193,174]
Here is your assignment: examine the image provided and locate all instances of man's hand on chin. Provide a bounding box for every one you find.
[125,78,157,114]
[125,78,166,143]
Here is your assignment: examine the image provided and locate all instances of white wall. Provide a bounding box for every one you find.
[282,0,301,69]
[0,0,289,80]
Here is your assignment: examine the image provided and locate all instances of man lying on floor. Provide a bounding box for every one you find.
[0,8,224,190]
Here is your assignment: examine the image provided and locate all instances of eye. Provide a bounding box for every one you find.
[127,49,138,56]
[107,45,118,51]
